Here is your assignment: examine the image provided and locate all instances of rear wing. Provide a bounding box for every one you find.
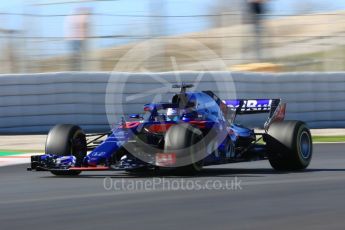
[223,99,286,130]
[202,91,286,130]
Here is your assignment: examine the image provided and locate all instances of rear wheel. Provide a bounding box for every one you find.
[164,123,206,175]
[266,121,312,171]
[46,124,87,176]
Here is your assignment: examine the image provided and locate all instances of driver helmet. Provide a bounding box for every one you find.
[166,108,179,121]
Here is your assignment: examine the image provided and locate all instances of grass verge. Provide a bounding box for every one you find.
[312,136,345,143]
[256,135,345,144]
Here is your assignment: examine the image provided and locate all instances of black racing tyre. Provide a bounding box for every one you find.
[46,124,87,176]
[164,123,206,175]
[266,121,313,171]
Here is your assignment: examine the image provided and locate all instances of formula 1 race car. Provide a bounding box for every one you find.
[28,84,313,176]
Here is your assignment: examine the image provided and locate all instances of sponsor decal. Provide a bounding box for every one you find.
[156,153,176,166]
[223,99,272,112]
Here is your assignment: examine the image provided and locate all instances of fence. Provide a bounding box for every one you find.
[1,6,344,73]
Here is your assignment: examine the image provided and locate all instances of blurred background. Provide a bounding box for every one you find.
[0,0,344,73]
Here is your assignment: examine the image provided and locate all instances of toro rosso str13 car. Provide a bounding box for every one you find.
[28,84,313,176]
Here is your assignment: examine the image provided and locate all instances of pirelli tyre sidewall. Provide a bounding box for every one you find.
[266,121,313,171]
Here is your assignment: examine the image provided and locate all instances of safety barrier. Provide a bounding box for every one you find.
[0,71,344,133]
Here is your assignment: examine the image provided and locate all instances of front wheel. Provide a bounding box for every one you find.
[266,121,313,171]
[46,124,87,176]
[164,123,206,175]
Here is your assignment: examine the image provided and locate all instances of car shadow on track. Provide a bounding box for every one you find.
[38,168,305,179]
[39,167,345,179]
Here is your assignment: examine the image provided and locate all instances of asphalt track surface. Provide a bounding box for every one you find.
[0,143,345,230]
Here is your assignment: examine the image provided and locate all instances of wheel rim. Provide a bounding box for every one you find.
[71,132,86,166]
[299,131,311,159]
[73,135,84,155]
